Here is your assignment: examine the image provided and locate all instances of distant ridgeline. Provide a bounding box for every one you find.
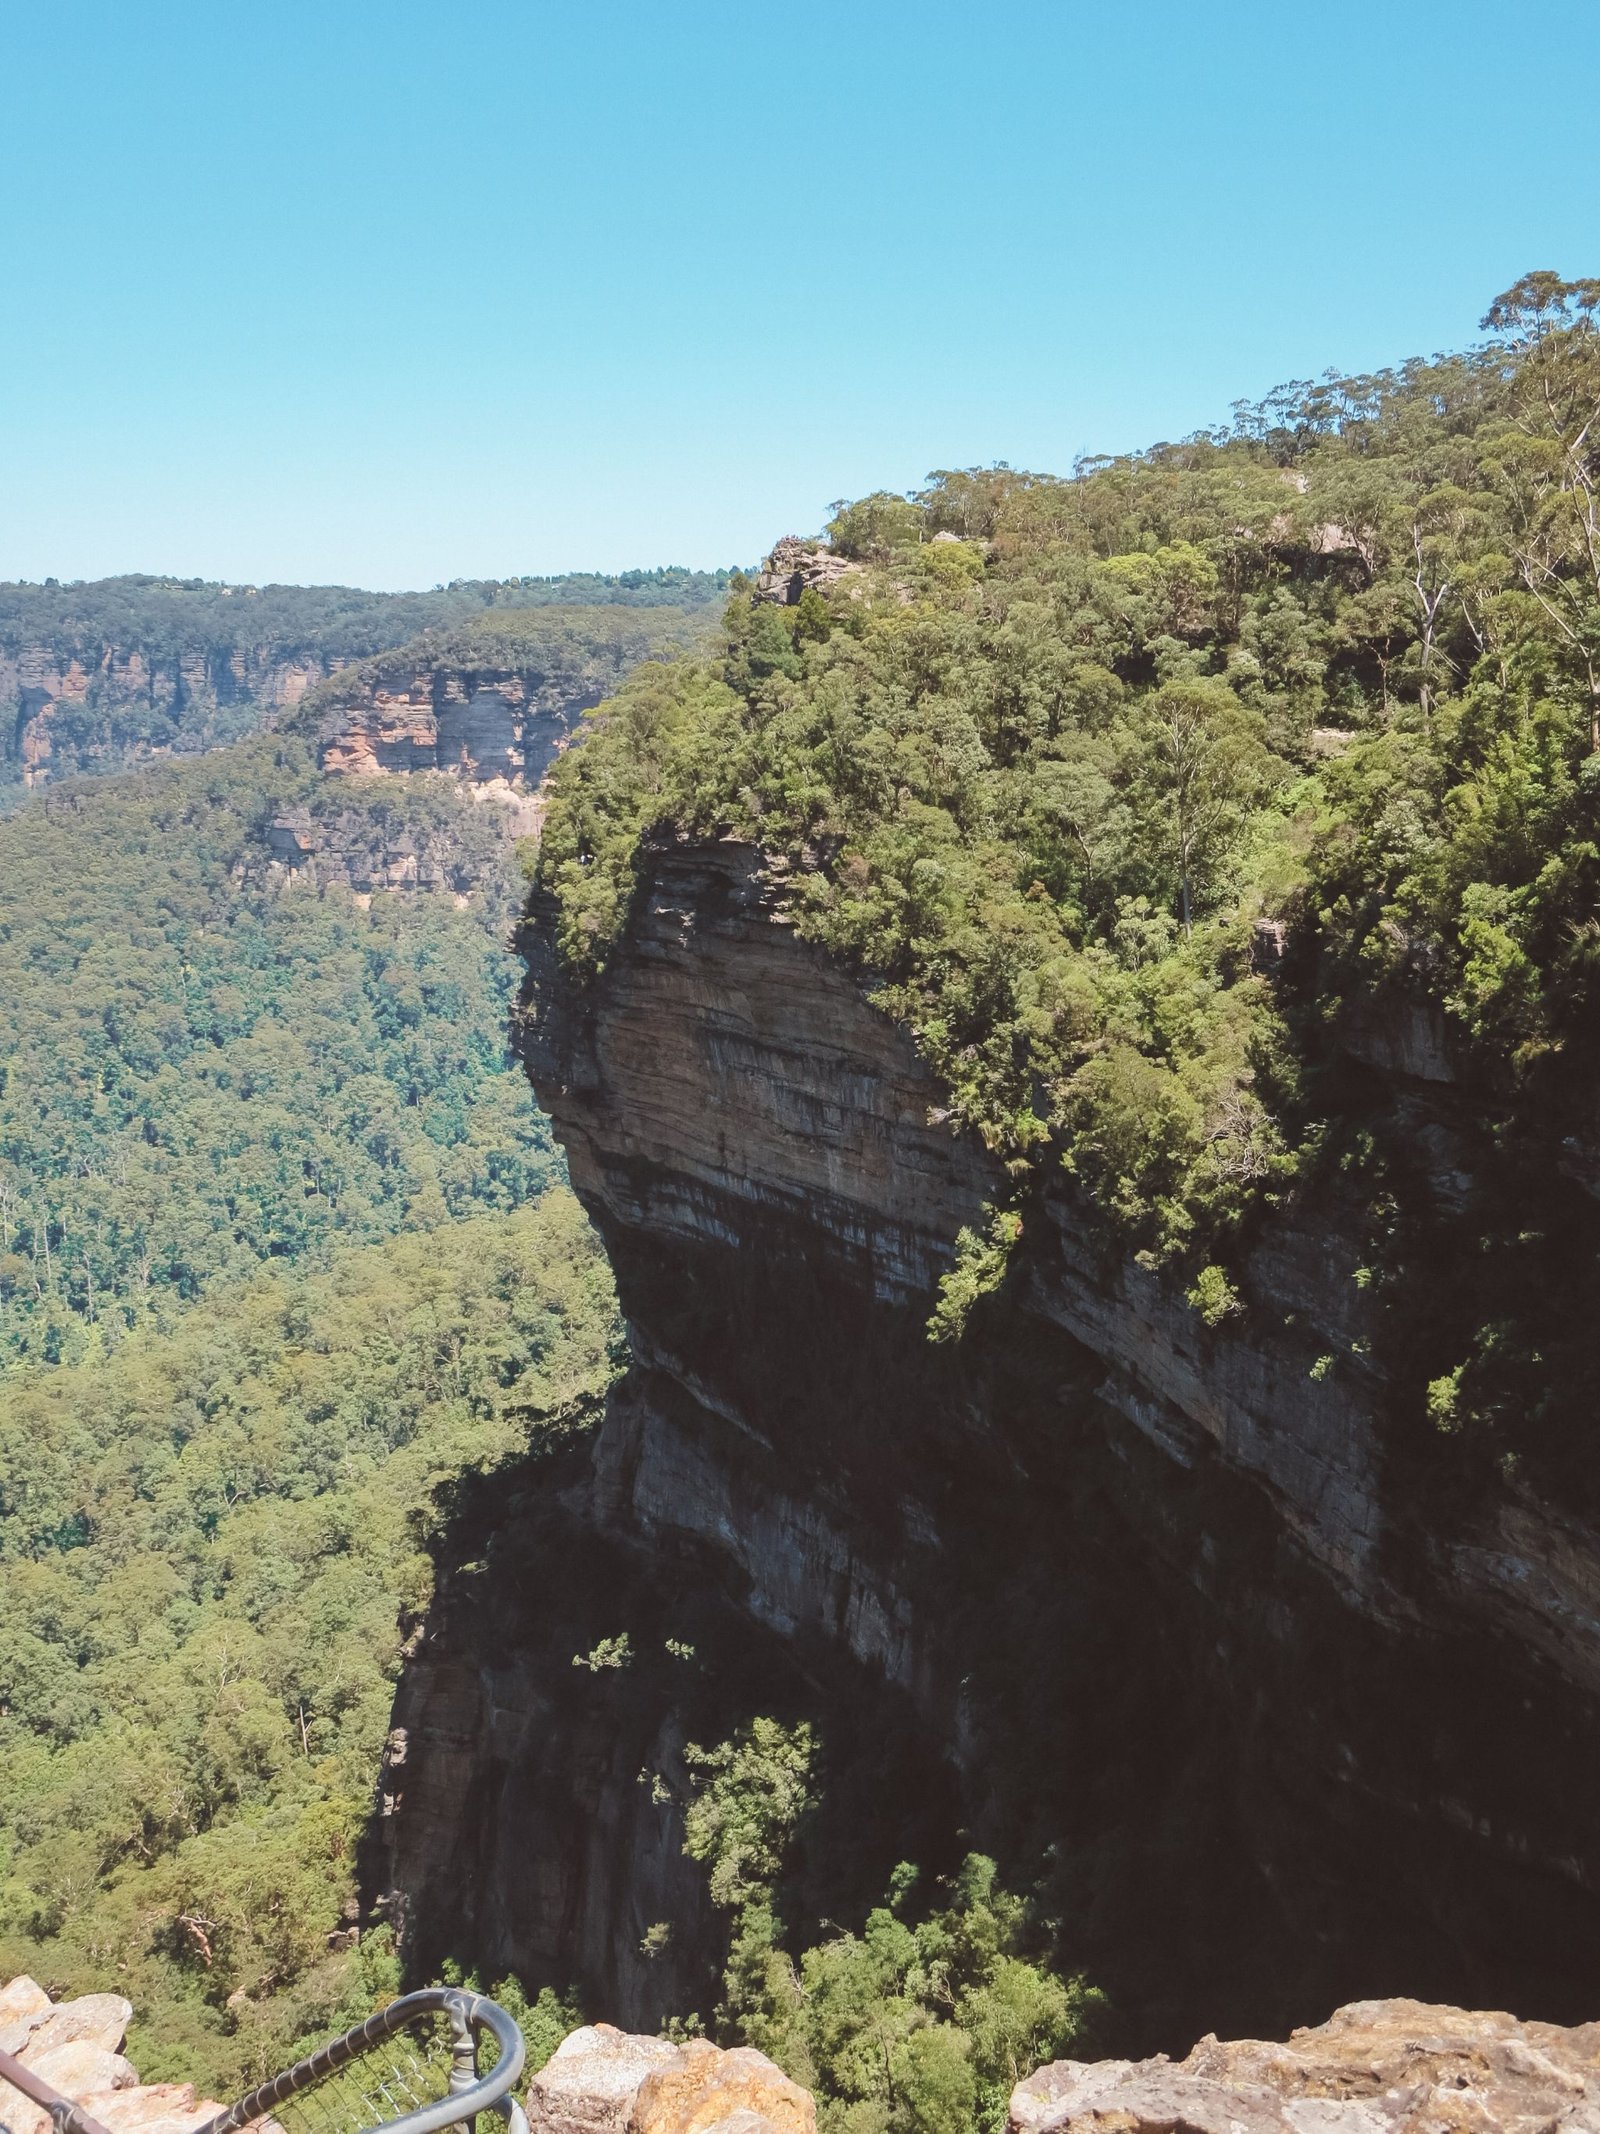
[0,569,731,801]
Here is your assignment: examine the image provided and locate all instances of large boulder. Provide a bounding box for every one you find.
[24,1997,134,2059]
[527,2025,681,2134]
[528,2028,814,2134]
[631,2040,814,2134]
[1011,1998,1600,2134]
[0,1979,222,2134]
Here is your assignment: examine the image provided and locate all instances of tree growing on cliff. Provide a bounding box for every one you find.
[680,1726,1097,2134]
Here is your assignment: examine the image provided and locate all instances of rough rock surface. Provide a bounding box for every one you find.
[2,640,335,787]
[249,783,540,899]
[316,664,588,784]
[0,1979,223,2134]
[380,838,1600,2048]
[752,540,864,607]
[528,2028,812,2134]
[1012,1999,1600,2134]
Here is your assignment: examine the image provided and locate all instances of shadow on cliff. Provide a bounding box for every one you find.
[361,1403,966,2034]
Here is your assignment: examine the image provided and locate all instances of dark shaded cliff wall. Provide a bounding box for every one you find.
[378,841,1600,2050]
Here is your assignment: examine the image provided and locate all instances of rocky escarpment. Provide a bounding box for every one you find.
[309,611,711,788]
[379,839,1600,2050]
[314,661,587,783]
[3,639,337,787]
[256,783,542,898]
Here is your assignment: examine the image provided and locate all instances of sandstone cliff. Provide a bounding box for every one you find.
[378,839,1600,2051]
[2,638,338,789]
[306,611,712,787]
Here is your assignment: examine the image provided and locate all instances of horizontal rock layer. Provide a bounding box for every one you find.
[316,665,600,785]
[3,641,335,786]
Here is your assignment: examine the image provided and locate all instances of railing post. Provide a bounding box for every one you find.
[444,1992,480,2134]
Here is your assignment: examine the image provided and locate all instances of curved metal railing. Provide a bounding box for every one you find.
[0,1990,527,2134]
[192,1989,528,2134]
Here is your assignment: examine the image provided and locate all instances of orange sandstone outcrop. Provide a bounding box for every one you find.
[0,1978,224,2134]
[527,2027,814,2134]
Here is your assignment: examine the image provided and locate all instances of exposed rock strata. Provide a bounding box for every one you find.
[251,781,541,898]
[383,839,1600,2049]
[3,641,336,787]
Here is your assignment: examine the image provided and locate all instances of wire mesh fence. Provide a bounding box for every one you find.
[239,2013,458,2134]
[192,1989,527,2134]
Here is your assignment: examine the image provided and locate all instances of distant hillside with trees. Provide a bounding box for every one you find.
[1,569,735,798]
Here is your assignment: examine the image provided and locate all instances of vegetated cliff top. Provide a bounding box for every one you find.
[0,568,738,664]
[532,269,1600,1508]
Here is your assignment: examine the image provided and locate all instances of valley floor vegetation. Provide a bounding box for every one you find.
[537,271,1600,1500]
[0,1195,621,2091]
[0,736,624,2086]
[0,737,554,1365]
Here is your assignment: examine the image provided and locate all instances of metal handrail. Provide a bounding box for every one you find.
[190,1989,528,2134]
[0,2043,116,2134]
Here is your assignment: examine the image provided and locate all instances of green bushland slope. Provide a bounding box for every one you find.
[0,1195,620,2091]
[537,271,1600,1499]
[0,737,553,1366]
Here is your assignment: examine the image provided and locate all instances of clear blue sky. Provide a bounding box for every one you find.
[4,2,1597,590]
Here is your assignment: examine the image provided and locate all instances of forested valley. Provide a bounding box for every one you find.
[0,736,623,2084]
[13,270,1600,2132]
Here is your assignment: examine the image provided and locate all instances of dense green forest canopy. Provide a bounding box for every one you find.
[0,738,554,1366]
[680,1718,1099,2134]
[0,728,626,2088]
[0,1195,620,2091]
[537,271,1600,1494]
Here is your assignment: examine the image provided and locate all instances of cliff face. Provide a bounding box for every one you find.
[380,840,1600,2049]
[314,663,592,784]
[3,640,334,786]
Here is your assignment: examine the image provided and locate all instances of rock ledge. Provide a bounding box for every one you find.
[1011,1999,1600,2134]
